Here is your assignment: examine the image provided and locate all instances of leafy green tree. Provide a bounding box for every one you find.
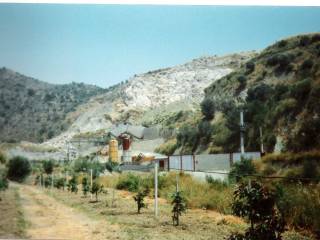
[228,181,285,240]
[198,120,213,144]
[43,159,54,174]
[171,191,187,226]
[82,177,90,197]
[90,181,104,202]
[7,156,31,182]
[200,98,215,120]
[133,189,148,214]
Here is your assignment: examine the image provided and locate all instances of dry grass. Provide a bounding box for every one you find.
[46,186,245,240]
[0,186,27,238]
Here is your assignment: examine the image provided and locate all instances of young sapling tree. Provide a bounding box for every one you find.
[90,181,104,202]
[82,176,90,197]
[171,190,187,226]
[133,189,148,214]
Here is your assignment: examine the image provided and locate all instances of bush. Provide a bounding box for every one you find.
[116,173,141,192]
[200,98,215,120]
[275,183,320,237]
[176,125,199,151]
[43,159,54,174]
[228,181,285,240]
[7,156,31,182]
[311,34,320,43]
[246,61,255,73]
[278,40,288,48]
[229,157,256,182]
[299,36,310,46]
[237,75,247,85]
[300,59,313,71]
[105,161,120,173]
[154,139,178,156]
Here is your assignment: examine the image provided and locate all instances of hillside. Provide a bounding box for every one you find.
[0,67,105,143]
[163,33,320,155]
[43,52,254,149]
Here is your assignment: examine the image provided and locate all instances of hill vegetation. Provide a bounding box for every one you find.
[161,33,320,154]
[0,68,105,143]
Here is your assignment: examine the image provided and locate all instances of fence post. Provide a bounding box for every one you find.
[167,156,170,172]
[229,153,233,167]
[180,155,182,171]
[193,154,195,172]
[154,160,158,217]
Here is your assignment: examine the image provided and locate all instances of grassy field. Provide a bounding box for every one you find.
[43,183,313,240]
[0,185,27,238]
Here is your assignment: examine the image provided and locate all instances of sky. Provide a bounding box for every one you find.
[0,4,320,88]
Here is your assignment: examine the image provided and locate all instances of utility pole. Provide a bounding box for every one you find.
[90,169,93,201]
[240,109,245,155]
[154,160,158,217]
[176,172,179,192]
[259,127,264,154]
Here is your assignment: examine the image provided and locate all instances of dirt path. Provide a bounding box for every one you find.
[16,184,123,240]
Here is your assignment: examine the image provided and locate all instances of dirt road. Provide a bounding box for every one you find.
[16,184,123,240]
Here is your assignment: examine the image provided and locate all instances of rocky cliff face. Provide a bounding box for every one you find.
[43,52,255,149]
[122,52,255,109]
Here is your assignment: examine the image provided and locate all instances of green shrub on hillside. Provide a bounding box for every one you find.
[246,61,255,74]
[176,125,199,152]
[200,98,215,120]
[300,59,313,71]
[7,156,31,182]
[155,139,178,156]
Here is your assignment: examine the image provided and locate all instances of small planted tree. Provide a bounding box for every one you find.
[55,177,66,190]
[133,189,148,214]
[0,171,8,201]
[228,180,285,240]
[90,181,104,202]
[171,191,187,226]
[82,177,90,197]
[43,160,54,175]
[68,175,78,194]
